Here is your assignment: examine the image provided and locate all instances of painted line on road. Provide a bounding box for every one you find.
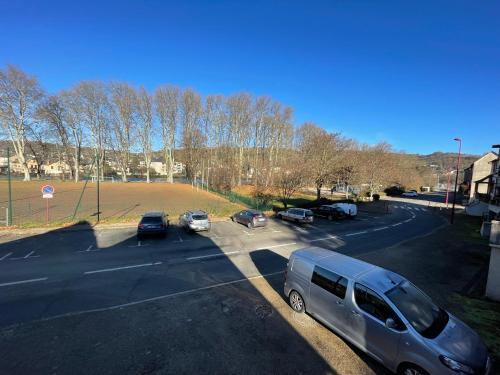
[36,271,285,322]
[0,252,12,261]
[309,235,338,242]
[253,242,297,251]
[373,226,389,231]
[0,277,48,288]
[84,262,162,275]
[24,251,35,259]
[403,219,412,223]
[187,251,240,261]
[391,223,402,227]
[344,231,368,237]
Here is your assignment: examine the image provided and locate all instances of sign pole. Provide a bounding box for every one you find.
[7,148,12,226]
[46,198,49,225]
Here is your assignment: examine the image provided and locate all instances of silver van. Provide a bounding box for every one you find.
[284,247,490,375]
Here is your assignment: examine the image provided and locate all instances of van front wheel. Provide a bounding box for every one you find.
[289,290,305,313]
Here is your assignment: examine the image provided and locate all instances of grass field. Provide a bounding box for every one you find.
[0,181,244,227]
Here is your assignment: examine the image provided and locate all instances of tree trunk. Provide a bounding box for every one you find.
[121,167,128,182]
[345,185,349,199]
[316,186,321,201]
[23,165,30,181]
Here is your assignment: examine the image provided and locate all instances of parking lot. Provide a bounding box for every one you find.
[0,202,446,374]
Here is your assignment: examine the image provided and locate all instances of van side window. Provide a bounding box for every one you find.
[311,266,348,299]
[354,284,404,329]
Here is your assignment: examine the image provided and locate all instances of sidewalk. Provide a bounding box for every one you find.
[357,215,500,370]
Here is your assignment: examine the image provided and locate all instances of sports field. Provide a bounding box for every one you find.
[0,180,243,227]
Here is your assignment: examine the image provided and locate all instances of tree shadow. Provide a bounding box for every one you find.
[0,221,342,374]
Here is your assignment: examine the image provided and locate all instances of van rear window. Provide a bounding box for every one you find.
[192,214,208,220]
[311,266,348,299]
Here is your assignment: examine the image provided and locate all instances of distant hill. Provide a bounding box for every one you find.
[418,152,480,171]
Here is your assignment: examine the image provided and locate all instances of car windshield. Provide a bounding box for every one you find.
[141,216,162,224]
[192,214,208,220]
[305,211,313,217]
[386,280,449,339]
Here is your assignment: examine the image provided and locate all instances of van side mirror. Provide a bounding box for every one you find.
[385,318,400,330]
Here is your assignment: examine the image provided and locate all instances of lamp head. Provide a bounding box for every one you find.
[453,137,461,142]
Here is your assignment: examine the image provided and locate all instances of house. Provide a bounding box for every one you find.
[150,161,167,175]
[173,161,185,174]
[463,151,497,201]
[43,161,71,176]
[464,148,500,218]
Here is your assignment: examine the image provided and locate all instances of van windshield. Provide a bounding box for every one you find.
[386,280,448,339]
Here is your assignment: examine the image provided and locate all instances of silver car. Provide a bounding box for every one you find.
[178,210,211,232]
[277,208,314,223]
[284,247,490,375]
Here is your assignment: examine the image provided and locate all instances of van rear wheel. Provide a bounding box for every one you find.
[289,291,305,313]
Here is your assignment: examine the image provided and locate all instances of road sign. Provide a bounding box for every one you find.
[41,185,55,199]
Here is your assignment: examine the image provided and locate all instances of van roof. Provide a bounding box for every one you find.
[292,247,403,293]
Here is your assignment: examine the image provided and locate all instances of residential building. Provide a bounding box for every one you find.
[43,161,71,176]
[487,145,500,218]
[462,152,497,202]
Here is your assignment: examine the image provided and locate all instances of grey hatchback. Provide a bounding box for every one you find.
[284,247,491,375]
[231,209,268,229]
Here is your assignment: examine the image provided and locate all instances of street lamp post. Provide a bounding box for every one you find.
[450,138,462,224]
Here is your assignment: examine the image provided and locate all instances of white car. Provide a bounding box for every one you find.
[277,208,314,223]
[402,190,418,197]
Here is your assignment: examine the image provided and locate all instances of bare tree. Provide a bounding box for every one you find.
[155,85,179,183]
[136,86,154,183]
[227,93,252,186]
[108,82,136,182]
[180,89,204,181]
[274,157,307,209]
[297,123,345,200]
[0,65,44,181]
[72,81,109,180]
[36,94,74,179]
[60,90,85,182]
[358,142,393,198]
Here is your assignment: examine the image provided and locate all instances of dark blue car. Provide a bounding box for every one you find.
[137,211,169,239]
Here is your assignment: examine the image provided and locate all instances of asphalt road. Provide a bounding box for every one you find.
[0,200,446,374]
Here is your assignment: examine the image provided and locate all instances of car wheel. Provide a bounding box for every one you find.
[277,214,282,220]
[327,214,333,221]
[289,290,305,313]
[399,364,429,375]
[231,216,234,222]
[247,221,253,229]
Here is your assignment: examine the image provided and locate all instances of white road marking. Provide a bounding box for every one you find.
[84,262,162,275]
[309,235,338,242]
[0,277,48,288]
[254,242,297,251]
[413,207,421,211]
[344,231,368,237]
[421,208,428,212]
[391,223,402,227]
[24,251,35,259]
[187,251,239,260]
[403,219,412,223]
[295,227,308,233]
[37,271,285,322]
[373,226,389,231]
[86,245,93,251]
[272,230,282,233]
[0,252,12,261]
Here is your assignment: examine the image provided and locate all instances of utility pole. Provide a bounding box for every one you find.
[96,152,100,223]
[450,138,462,224]
[7,148,12,226]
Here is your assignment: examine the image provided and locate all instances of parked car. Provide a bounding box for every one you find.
[284,247,491,375]
[330,203,357,218]
[179,210,210,232]
[137,211,169,239]
[232,209,268,229]
[310,205,346,220]
[402,190,418,197]
[277,208,314,223]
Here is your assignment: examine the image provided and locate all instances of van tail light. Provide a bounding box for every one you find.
[138,224,145,229]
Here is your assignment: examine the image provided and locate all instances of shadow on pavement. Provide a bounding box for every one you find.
[0,221,342,374]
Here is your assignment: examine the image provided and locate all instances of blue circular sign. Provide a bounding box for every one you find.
[41,185,55,194]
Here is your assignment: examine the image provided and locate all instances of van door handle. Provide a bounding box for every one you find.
[351,310,360,316]
[336,300,343,305]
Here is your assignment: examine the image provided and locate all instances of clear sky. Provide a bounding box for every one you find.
[1,0,499,155]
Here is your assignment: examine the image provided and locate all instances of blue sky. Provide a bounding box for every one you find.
[1,0,499,155]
